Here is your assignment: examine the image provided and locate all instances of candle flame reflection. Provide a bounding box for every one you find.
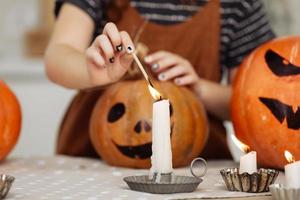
[230,134,250,153]
[284,150,296,164]
[148,85,162,101]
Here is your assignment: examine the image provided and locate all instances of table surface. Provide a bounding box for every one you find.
[0,156,282,200]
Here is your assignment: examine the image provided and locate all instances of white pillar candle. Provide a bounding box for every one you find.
[285,160,300,188]
[239,151,257,174]
[150,99,173,176]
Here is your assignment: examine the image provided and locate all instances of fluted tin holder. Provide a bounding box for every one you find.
[220,168,279,193]
[270,184,300,200]
[0,174,15,199]
[123,158,207,194]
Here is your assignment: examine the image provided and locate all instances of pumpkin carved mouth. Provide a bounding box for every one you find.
[259,97,300,130]
[112,123,174,159]
[113,141,152,159]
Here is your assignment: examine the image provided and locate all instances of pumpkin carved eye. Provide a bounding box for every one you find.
[107,103,125,123]
[265,49,300,76]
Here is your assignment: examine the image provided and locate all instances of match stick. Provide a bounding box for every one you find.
[127,46,162,100]
[127,46,154,87]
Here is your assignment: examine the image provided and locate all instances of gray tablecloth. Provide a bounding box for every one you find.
[0,156,283,200]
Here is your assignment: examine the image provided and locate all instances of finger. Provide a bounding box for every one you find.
[144,51,170,63]
[151,57,181,73]
[158,65,187,81]
[86,47,106,68]
[120,31,135,52]
[103,22,123,52]
[174,75,195,86]
[94,34,115,63]
[119,31,134,67]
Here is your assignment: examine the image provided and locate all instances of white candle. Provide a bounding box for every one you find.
[285,160,300,188]
[284,151,300,188]
[230,134,257,174]
[239,151,257,174]
[150,99,173,176]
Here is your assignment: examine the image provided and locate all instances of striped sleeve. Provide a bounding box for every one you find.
[221,0,275,69]
[55,0,104,29]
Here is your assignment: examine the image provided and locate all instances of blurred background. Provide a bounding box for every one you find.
[0,0,299,158]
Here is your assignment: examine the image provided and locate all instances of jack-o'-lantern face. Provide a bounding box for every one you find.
[259,49,300,130]
[106,101,173,160]
[90,80,208,169]
[231,37,300,169]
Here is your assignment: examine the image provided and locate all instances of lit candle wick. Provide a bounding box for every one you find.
[230,133,250,154]
[244,146,250,154]
[148,85,162,101]
[284,150,296,164]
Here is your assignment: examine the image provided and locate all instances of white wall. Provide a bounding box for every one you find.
[262,0,300,36]
[0,0,39,57]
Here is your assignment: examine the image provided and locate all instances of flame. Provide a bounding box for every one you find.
[148,85,162,101]
[284,150,296,164]
[230,133,250,153]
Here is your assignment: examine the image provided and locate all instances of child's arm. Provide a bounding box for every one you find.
[45,3,134,89]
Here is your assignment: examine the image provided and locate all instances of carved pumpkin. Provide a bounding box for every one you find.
[90,80,208,168]
[231,37,300,169]
[0,80,22,160]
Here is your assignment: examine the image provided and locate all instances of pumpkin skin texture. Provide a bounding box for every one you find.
[0,80,22,160]
[231,37,300,169]
[90,80,208,168]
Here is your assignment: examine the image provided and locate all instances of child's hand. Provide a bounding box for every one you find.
[144,51,200,87]
[85,22,134,86]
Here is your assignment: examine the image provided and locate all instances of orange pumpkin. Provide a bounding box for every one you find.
[231,37,300,169]
[90,80,208,168]
[0,80,22,160]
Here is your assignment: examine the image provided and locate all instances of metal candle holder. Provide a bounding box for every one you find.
[220,168,279,193]
[0,174,15,199]
[124,158,207,194]
[270,184,300,200]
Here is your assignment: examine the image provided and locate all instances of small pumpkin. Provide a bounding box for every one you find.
[0,80,22,160]
[231,37,300,169]
[90,80,208,168]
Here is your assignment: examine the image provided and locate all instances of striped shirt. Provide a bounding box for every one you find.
[55,0,275,69]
